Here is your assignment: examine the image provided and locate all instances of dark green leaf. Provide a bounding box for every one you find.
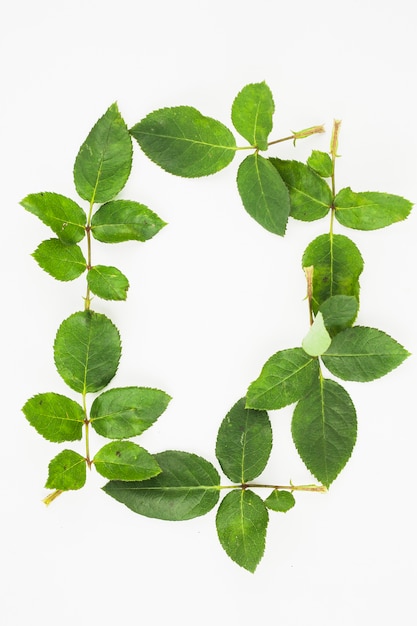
[302,234,364,314]
[54,311,121,393]
[216,489,268,573]
[302,312,332,357]
[73,102,132,204]
[45,450,86,490]
[22,392,84,442]
[246,347,319,410]
[20,192,86,244]
[130,106,236,177]
[322,326,410,382]
[307,150,333,178]
[93,442,161,481]
[264,490,295,513]
[32,238,86,281]
[90,386,171,439]
[292,377,357,487]
[231,81,274,150]
[87,265,129,301]
[319,295,359,335]
[103,451,220,520]
[237,154,290,235]
[335,187,413,230]
[215,397,272,483]
[270,158,332,221]
[91,200,166,243]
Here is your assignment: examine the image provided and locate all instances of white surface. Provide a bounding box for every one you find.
[2,1,416,624]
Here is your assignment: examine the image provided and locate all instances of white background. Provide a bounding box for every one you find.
[2,1,416,624]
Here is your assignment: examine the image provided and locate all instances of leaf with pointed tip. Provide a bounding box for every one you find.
[270,158,332,221]
[264,490,295,513]
[215,397,272,483]
[130,106,236,177]
[90,387,171,439]
[335,187,413,230]
[302,312,332,357]
[231,81,274,150]
[302,234,364,314]
[237,154,290,235]
[319,295,359,335]
[103,451,220,521]
[216,489,268,573]
[87,265,129,301]
[307,150,333,178]
[20,192,86,244]
[54,311,121,393]
[292,377,357,487]
[246,347,319,410]
[93,442,161,481]
[91,200,166,243]
[322,326,410,382]
[32,238,86,281]
[22,392,84,442]
[45,450,86,490]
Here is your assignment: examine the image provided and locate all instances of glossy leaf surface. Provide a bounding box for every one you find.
[237,154,290,235]
[130,106,236,177]
[20,192,86,244]
[231,81,274,150]
[319,295,359,335]
[307,150,333,178]
[45,450,86,490]
[73,103,132,203]
[32,239,86,281]
[215,397,272,483]
[90,386,171,439]
[54,311,121,393]
[216,489,268,573]
[22,392,84,442]
[93,442,160,481]
[292,377,357,487]
[103,451,220,520]
[91,200,166,243]
[87,265,129,301]
[335,187,413,230]
[264,490,296,513]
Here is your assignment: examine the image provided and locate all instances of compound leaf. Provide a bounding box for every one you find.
[237,154,290,235]
[103,451,220,521]
[93,442,161,481]
[322,326,410,382]
[87,265,129,301]
[32,238,86,281]
[270,158,332,221]
[264,490,296,513]
[130,106,236,177]
[216,489,268,573]
[215,397,272,483]
[45,450,86,490]
[292,377,357,487]
[91,200,166,243]
[90,386,171,439]
[22,392,84,442]
[335,187,413,230]
[302,312,332,357]
[307,150,333,178]
[20,192,86,244]
[246,347,319,410]
[231,81,274,150]
[54,311,121,393]
[73,102,132,204]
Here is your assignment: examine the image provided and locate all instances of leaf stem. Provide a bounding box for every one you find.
[43,490,63,506]
[219,482,327,493]
[268,124,325,148]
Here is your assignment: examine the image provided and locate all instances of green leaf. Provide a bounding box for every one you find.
[246,347,319,410]
[73,102,132,204]
[91,200,166,243]
[335,187,413,230]
[270,158,332,221]
[45,450,86,490]
[237,154,291,235]
[103,451,220,521]
[22,392,84,442]
[87,265,129,301]
[322,326,410,382]
[302,312,332,357]
[93,442,161,481]
[231,81,274,150]
[215,397,272,483]
[90,386,171,439]
[20,192,86,244]
[319,295,359,335]
[130,106,236,177]
[54,311,121,393]
[292,377,357,487]
[307,150,333,178]
[302,234,364,314]
[32,238,86,281]
[264,490,296,513]
[216,489,268,573]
